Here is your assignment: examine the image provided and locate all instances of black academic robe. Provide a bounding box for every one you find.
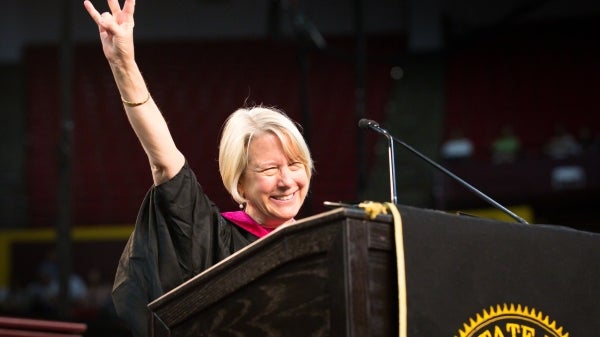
[112,163,258,337]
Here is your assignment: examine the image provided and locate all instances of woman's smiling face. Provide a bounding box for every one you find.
[239,132,309,228]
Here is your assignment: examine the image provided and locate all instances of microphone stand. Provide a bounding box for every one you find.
[382,128,398,204]
[359,119,529,225]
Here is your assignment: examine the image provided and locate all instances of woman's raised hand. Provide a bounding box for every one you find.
[84,0,185,185]
[83,0,136,66]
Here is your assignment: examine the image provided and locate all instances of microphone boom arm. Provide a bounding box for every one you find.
[392,136,528,224]
[359,119,529,225]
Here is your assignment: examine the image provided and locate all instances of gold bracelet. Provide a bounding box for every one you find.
[121,92,151,107]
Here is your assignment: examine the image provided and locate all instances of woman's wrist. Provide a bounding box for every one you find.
[110,60,149,106]
[122,92,151,107]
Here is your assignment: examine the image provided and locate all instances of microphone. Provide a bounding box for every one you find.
[358,118,529,224]
[357,118,377,129]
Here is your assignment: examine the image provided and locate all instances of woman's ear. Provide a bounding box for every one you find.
[237,181,247,209]
[237,179,245,199]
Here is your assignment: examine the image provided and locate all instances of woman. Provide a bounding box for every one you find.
[83,1,314,336]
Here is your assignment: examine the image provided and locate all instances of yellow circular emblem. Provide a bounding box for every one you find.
[455,303,569,337]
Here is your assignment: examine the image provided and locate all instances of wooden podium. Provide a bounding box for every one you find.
[148,205,600,337]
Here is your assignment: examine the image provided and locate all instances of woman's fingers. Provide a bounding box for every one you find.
[107,0,121,16]
[84,1,117,33]
[105,0,136,25]
[84,0,135,58]
[121,0,136,17]
[100,11,119,31]
[83,0,103,26]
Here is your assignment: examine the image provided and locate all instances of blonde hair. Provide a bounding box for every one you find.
[219,106,313,204]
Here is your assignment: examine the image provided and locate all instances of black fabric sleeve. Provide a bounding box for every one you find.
[111,163,257,337]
